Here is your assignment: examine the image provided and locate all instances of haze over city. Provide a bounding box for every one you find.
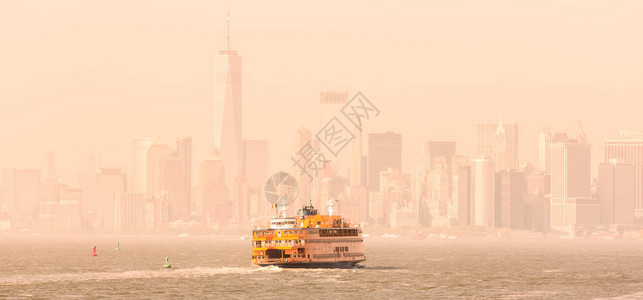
[2,0,643,182]
[4,1,643,299]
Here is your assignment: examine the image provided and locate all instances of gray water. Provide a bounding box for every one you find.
[1,235,642,299]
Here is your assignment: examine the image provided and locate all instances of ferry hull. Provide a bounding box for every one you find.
[256,259,365,269]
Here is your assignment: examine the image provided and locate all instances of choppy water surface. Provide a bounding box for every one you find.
[1,236,642,299]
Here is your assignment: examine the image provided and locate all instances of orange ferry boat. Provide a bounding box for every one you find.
[251,205,366,268]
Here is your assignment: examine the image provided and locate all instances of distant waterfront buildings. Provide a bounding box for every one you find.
[132,138,155,193]
[145,142,173,197]
[495,170,525,229]
[232,175,249,229]
[422,141,456,175]
[549,139,598,231]
[451,155,471,226]
[95,167,126,232]
[598,162,635,225]
[243,139,269,221]
[199,154,230,228]
[539,128,552,173]
[114,192,146,232]
[12,169,42,229]
[176,136,192,220]
[55,187,82,232]
[368,132,402,191]
[604,131,643,223]
[422,141,456,221]
[243,140,268,190]
[525,171,550,232]
[378,168,416,228]
[472,157,494,226]
[154,151,185,221]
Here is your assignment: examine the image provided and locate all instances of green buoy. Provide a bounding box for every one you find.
[115,241,120,251]
[164,256,171,268]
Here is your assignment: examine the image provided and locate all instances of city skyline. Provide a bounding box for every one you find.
[2,1,643,184]
[2,1,643,233]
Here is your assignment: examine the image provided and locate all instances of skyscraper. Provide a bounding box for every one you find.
[451,155,471,226]
[368,132,402,191]
[154,152,185,221]
[538,128,552,173]
[472,157,494,226]
[422,141,457,223]
[145,141,173,197]
[214,11,243,190]
[243,139,268,190]
[421,141,456,174]
[53,187,82,233]
[176,136,192,217]
[319,91,348,127]
[549,141,597,231]
[477,119,518,171]
[132,138,155,193]
[293,127,312,209]
[115,192,146,232]
[350,117,363,187]
[604,131,643,223]
[320,91,349,177]
[243,139,268,219]
[524,171,550,232]
[232,175,249,227]
[598,162,635,225]
[199,154,230,227]
[95,167,126,232]
[11,169,42,229]
[495,170,525,229]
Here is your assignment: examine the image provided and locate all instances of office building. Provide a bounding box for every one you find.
[477,119,518,171]
[604,131,643,223]
[368,132,402,191]
[472,157,494,226]
[214,12,243,190]
[598,162,635,225]
[550,141,598,230]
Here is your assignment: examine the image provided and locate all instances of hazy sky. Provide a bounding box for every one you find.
[1,0,642,184]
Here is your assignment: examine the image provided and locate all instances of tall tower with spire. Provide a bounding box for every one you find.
[214,10,243,190]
